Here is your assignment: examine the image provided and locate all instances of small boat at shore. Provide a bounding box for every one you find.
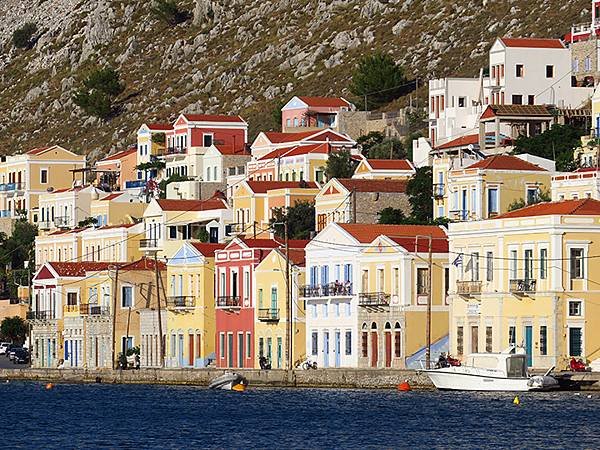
[423,347,558,392]
[208,372,248,391]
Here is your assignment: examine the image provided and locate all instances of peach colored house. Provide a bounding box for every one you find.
[95,147,138,191]
[353,159,416,180]
[281,96,354,132]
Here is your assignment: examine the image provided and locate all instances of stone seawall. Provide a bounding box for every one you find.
[0,368,434,389]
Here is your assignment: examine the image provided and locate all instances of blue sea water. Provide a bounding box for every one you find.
[1,382,598,449]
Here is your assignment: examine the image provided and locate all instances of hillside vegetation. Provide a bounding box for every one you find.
[0,0,590,160]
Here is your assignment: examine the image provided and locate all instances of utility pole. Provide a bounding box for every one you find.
[154,252,164,368]
[415,235,433,369]
[111,264,120,370]
[284,221,292,372]
[351,188,357,223]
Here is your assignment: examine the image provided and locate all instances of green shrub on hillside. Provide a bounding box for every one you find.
[73,68,125,120]
[151,0,189,26]
[12,23,37,49]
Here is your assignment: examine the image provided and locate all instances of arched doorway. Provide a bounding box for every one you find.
[384,322,392,368]
[370,322,378,368]
[394,322,402,361]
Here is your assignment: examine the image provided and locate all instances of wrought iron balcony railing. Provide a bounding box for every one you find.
[258,308,280,322]
[140,238,159,249]
[509,279,536,294]
[166,296,195,308]
[26,310,56,320]
[216,296,242,308]
[358,292,391,307]
[80,303,110,316]
[300,282,353,298]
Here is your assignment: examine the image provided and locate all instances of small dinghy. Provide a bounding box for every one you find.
[208,372,248,391]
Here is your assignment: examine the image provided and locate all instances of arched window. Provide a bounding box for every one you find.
[384,322,391,330]
[394,322,402,358]
[361,323,368,357]
[371,322,377,330]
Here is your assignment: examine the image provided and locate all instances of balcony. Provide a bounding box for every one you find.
[64,304,79,313]
[166,146,187,155]
[456,281,482,296]
[358,292,390,307]
[38,221,53,230]
[433,183,444,199]
[0,210,11,218]
[0,182,25,192]
[258,308,280,322]
[449,210,471,221]
[167,296,195,308]
[216,296,242,309]
[139,238,160,250]
[125,180,146,189]
[26,310,55,320]
[54,216,72,229]
[80,303,110,316]
[300,282,353,298]
[509,279,536,295]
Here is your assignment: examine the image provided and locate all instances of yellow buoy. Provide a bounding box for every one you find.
[45,383,54,390]
[513,395,520,405]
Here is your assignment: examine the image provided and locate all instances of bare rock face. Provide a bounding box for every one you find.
[194,0,221,25]
[80,0,115,62]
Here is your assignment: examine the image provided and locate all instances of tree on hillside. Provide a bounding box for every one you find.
[73,68,125,120]
[357,131,384,153]
[151,0,190,26]
[270,201,315,240]
[12,23,38,49]
[513,124,585,172]
[367,138,408,160]
[350,53,409,110]
[324,149,358,179]
[378,207,409,225]
[0,219,37,271]
[406,166,433,224]
[0,317,27,344]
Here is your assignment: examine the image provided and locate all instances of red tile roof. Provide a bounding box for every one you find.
[500,37,565,49]
[156,198,228,212]
[264,130,321,143]
[238,238,309,249]
[182,114,246,123]
[48,261,113,277]
[574,167,600,173]
[258,143,331,160]
[190,242,227,257]
[465,154,546,171]
[436,134,479,150]
[366,159,414,171]
[120,257,166,272]
[147,123,172,131]
[337,223,448,252]
[27,147,51,155]
[245,181,318,193]
[99,192,124,201]
[214,144,250,155]
[94,223,139,230]
[336,179,408,193]
[494,198,600,219]
[297,96,351,108]
[100,147,137,162]
[285,248,306,266]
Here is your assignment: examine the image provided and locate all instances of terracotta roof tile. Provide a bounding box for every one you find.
[258,143,331,160]
[146,123,172,131]
[99,192,124,201]
[494,198,600,219]
[465,154,546,171]
[500,37,565,49]
[156,198,228,212]
[336,179,408,193]
[366,159,414,171]
[190,242,227,257]
[264,130,321,143]
[100,147,137,162]
[337,223,448,252]
[48,261,113,277]
[237,238,309,249]
[297,96,351,108]
[27,147,51,155]
[245,181,318,193]
[182,114,246,123]
[215,144,250,155]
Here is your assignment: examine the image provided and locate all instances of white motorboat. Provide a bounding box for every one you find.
[423,347,558,392]
[208,372,248,391]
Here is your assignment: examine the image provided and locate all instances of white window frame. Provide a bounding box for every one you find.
[40,167,49,184]
[568,300,584,318]
[120,284,134,309]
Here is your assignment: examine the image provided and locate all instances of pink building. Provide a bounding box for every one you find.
[281,96,354,132]
[95,147,138,191]
[165,114,248,154]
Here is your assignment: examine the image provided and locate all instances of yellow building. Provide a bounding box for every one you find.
[90,191,148,226]
[314,178,410,232]
[232,180,319,237]
[164,242,224,368]
[81,223,145,262]
[136,123,171,164]
[302,223,449,369]
[35,227,85,267]
[434,154,554,221]
[254,248,306,369]
[551,168,600,201]
[352,159,415,180]
[448,198,600,370]
[0,145,85,222]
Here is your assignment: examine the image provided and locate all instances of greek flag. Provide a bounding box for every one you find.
[452,253,463,267]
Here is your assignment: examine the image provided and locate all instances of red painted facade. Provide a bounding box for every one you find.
[214,239,279,368]
[166,114,248,151]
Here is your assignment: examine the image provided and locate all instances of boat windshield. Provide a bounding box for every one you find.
[506,355,527,378]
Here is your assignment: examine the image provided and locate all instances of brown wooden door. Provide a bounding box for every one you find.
[188,334,194,366]
[371,332,378,367]
[385,332,392,367]
[471,326,479,353]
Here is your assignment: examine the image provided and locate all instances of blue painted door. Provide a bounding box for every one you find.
[64,340,70,366]
[323,332,329,368]
[47,340,52,367]
[525,326,533,367]
[335,331,341,367]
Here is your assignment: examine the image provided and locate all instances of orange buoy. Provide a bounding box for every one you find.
[397,380,411,391]
[45,383,54,390]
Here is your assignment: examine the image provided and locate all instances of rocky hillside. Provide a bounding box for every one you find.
[0,0,591,159]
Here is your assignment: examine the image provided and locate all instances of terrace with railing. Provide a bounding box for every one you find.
[456,281,482,296]
[166,296,195,308]
[0,182,25,192]
[80,303,110,316]
[509,279,536,295]
[300,282,353,298]
[358,292,390,307]
[26,310,56,320]
[216,296,242,309]
[258,308,280,322]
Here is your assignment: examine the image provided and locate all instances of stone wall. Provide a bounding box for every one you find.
[571,38,599,85]
[338,110,415,140]
[0,367,434,389]
[354,191,411,223]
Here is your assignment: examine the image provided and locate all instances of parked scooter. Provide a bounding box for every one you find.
[259,356,272,370]
[298,358,318,370]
